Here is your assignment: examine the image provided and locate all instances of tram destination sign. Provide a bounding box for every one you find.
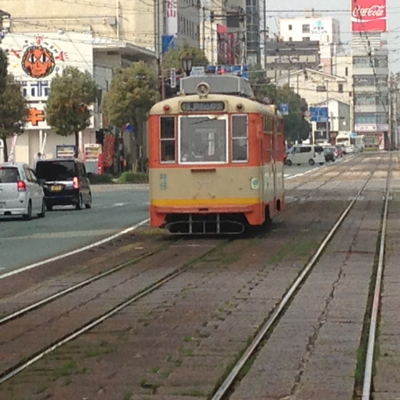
[181,102,225,112]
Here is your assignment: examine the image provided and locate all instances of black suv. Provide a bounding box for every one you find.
[35,158,92,211]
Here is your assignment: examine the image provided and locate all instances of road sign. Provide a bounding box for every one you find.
[278,103,289,115]
[170,69,176,88]
[310,107,328,123]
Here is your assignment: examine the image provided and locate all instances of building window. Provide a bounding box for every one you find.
[160,116,176,163]
[345,67,348,76]
[288,24,292,31]
[302,24,310,33]
[338,84,343,93]
[303,37,310,42]
[289,37,292,41]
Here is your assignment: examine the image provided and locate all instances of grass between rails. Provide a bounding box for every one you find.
[353,199,386,398]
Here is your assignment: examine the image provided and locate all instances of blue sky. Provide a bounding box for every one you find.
[266,0,400,73]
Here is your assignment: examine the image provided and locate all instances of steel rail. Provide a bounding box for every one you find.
[285,155,363,209]
[211,156,384,400]
[0,247,215,385]
[0,251,155,326]
[362,155,393,400]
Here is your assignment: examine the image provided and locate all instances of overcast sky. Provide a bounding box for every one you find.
[265,0,400,73]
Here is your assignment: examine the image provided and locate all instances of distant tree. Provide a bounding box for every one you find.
[0,49,29,162]
[45,67,98,157]
[102,61,160,171]
[162,41,208,71]
[257,82,310,142]
[249,64,267,97]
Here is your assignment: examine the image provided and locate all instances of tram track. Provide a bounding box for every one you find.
[0,240,218,385]
[0,154,391,398]
[360,154,392,400]
[209,154,393,400]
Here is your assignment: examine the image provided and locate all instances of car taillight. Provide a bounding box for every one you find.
[73,177,80,189]
[17,180,26,191]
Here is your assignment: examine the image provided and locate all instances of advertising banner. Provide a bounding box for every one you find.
[351,0,387,33]
[165,0,178,36]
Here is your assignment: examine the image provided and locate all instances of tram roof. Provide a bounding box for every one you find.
[149,93,280,117]
[180,75,254,98]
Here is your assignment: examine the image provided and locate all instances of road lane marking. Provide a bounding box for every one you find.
[0,218,149,280]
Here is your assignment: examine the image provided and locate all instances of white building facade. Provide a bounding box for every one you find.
[1,32,96,164]
[279,15,341,74]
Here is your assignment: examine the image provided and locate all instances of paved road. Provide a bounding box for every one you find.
[0,157,350,274]
[0,185,149,274]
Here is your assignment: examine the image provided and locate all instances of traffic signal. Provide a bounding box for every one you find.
[210,11,215,23]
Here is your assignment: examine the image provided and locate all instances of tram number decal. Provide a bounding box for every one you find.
[181,102,225,112]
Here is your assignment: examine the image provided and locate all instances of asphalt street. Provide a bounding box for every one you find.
[0,185,149,274]
[0,159,345,275]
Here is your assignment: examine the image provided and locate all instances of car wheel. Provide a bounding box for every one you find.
[309,159,315,166]
[85,193,92,209]
[38,201,46,218]
[285,159,292,166]
[46,204,53,211]
[76,194,84,210]
[23,201,32,221]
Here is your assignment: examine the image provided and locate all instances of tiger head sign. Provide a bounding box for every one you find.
[21,43,56,79]
[351,0,387,33]
[0,32,93,81]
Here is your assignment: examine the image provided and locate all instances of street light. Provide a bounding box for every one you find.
[181,56,194,77]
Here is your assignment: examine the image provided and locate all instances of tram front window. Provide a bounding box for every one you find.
[179,116,227,164]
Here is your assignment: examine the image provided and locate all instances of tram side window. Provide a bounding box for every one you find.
[232,115,248,162]
[160,116,175,163]
[264,117,273,133]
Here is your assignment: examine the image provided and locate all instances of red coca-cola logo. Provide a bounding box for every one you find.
[352,5,385,19]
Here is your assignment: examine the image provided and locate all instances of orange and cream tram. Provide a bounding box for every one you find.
[148,74,285,234]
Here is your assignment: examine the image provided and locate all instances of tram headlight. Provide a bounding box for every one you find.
[196,82,210,97]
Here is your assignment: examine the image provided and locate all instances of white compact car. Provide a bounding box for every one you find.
[0,163,46,220]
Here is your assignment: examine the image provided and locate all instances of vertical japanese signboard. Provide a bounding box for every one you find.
[351,0,387,33]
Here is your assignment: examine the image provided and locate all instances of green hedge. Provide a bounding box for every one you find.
[118,172,149,184]
[88,173,114,184]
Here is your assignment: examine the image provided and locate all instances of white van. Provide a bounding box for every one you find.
[285,145,325,166]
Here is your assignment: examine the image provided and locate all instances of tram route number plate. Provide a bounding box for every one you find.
[181,102,225,112]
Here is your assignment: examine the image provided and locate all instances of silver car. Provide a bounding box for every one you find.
[0,163,46,219]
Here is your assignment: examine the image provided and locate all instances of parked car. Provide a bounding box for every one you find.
[324,147,336,162]
[35,158,92,211]
[0,163,46,219]
[285,145,325,166]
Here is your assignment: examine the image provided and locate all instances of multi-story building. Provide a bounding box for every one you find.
[265,40,320,80]
[279,13,342,74]
[246,0,260,65]
[352,34,389,150]
[273,68,353,143]
[200,0,246,66]
[1,0,200,56]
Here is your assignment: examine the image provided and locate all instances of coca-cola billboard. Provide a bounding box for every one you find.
[352,0,387,33]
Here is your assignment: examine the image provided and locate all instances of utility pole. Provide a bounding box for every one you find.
[202,6,206,52]
[154,0,160,78]
[325,80,329,143]
[263,0,267,69]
